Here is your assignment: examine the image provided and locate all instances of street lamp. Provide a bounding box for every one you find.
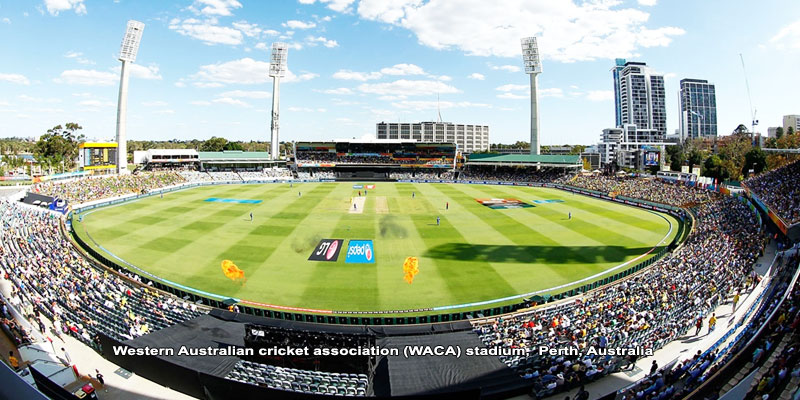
[269,43,288,161]
[115,20,144,174]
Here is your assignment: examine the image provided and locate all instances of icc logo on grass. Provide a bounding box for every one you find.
[345,240,375,263]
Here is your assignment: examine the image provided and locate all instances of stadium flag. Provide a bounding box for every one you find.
[221,260,245,281]
[403,256,419,284]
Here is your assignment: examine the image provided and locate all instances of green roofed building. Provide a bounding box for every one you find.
[198,151,281,171]
[466,153,581,168]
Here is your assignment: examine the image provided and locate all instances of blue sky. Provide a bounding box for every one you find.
[0,0,798,146]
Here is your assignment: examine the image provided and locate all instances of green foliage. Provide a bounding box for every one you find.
[775,127,784,139]
[788,126,795,136]
[703,155,729,182]
[34,123,84,173]
[742,148,767,177]
[200,136,229,152]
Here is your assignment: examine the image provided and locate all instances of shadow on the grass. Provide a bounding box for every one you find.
[423,243,653,264]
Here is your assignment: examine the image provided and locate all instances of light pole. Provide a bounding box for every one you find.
[689,110,704,139]
[521,37,542,155]
[268,43,288,161]
[115,20,144,174]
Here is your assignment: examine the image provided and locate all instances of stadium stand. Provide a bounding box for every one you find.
[743,159,800,225]
[4,169,800,399]
[567,175,720,207]
[0,200,204,347]
[470,194,763,398]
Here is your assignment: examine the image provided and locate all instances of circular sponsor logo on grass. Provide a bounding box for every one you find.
[365,243,372,261]
[326,240,339,260]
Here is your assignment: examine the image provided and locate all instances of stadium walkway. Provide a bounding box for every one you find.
[510,241,779,400]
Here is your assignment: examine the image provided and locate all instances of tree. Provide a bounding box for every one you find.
[788,126,795,136]
[223,141,244,151]
[34,123,84,174]
[687,149,704,170]
[569,145,586,155]
[200,136,228,152]
[703,155,729,182]
[775,127,784,139]
[665,145,685,171]
[742,148,767,177]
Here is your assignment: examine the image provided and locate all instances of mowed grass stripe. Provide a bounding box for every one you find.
[297,191,380,310]
[180,183,337,296]
[442,184,623,283]
[228,183,346,304]
[406,183,519,303]
[480,185,665,249]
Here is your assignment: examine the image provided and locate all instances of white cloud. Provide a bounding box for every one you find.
[491,64,520,73]
[332,69,382,81]
[0,73,30,85]
[190,58,316,86]
[288,106,326,112]
[174,81,187,88]
[390,100,489,110]
[142,100,168,107]
[283,20,316,30]
[55,69,116,86]
[169,18,243,45]
[2,18,11,24]
[377,95,407,101]
[44,0,87,16]
[190,100,211,106]
[300,0,355,12]
[79,99,114,108]
[637,0,657,6]
[467,72,485,80]
[380,63,425,76]
[352,0,685,62]
[357,79,459,96]
[496,84,528,92]
[64,51,94,65]
[540,88,564,98]
[189,0,242,16]
[437,75,452,81]
[306,35,339,48]
[155,109,175,115]
[232,21,261,37]
[769,20,800,51]
[126,64,163,80]
[497,92,527,100]
[18,95,61,103]
[319,87,354,95]
[213,97,252,107]
[586,90,614,101]
[218,90,271,99]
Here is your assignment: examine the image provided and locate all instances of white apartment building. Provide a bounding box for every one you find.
[376,122,490,153]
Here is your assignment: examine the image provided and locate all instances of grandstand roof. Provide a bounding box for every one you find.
[466,153,581,167]
[198,151,271,161]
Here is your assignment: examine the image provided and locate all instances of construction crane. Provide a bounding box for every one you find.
[739,53,758,141]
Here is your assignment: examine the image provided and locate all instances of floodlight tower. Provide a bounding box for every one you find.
[521,37,543,155]
[115,20,144,174]
[268,43,288,161]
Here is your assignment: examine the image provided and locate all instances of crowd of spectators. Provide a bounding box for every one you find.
[31,172,185,205]
[743,159,800,224]
[457,166,575,184]
[296,151,452,165]
[391,171,454,181]
[296,170,335,180]
[567,175,719,207]
[472,194,763,398]
[0,201,204,346]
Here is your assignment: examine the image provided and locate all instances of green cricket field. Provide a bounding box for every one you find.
[71,182,678,313]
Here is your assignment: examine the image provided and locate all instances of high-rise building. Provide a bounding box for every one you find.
[598,124,664,169]
[375,122,489,153]
[614,61,667,137]
[611,58,626,127]
[679,79,717,141]
[783,115,800,133]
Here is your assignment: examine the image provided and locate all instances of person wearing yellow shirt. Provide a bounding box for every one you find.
[708,313,717,332]
[8,351,20,371]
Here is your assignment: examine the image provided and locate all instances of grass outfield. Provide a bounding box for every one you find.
[72,182,678,313]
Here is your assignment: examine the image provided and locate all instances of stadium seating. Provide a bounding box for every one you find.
[226,360,369,397]
[743,159,800,224]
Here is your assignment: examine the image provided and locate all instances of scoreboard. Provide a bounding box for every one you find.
[79,142,118,172]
